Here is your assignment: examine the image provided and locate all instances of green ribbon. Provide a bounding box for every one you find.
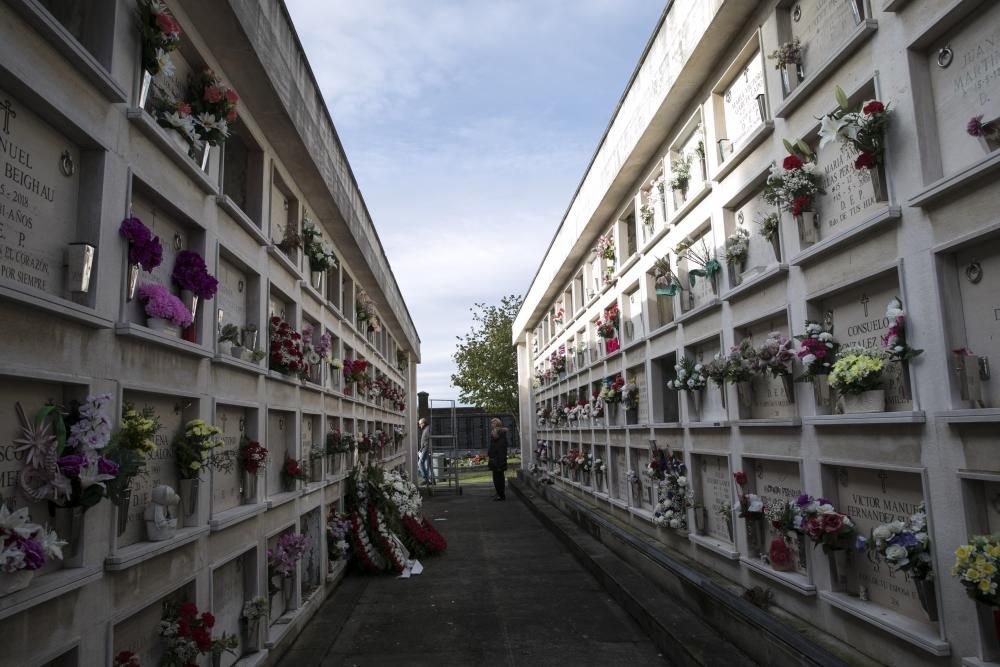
[688,260,722,287]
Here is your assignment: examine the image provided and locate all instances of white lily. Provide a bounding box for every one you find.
[818,114,850,149]
[0,505,34,538]
[39,528,67,561]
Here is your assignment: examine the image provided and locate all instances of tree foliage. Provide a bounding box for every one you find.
[451,294,522,417]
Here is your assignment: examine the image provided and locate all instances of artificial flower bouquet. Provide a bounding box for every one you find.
[238,437,268,475]
[328,512,352,561]
[667,357,707,391]
[967,115,1000,150]
[549,349,567,373]
[184,69,239,147]
[599,373,625,404]
[104,402,162,509]
[724,227,751,266]
[794,495,856,551]
[652,255,681,295]
[652,453,693,531]
[159,600,237,667]
[675,238,721,288]
[269,316,305,376]
[172,250,218,300]
[175,419,232,480]
[767,38,802,69]
[137,284,193,329]
[760,213,780,243]
[242,596,269,622]
[883,297,922,362]
[138,0,182,76]
[951,535,1000,607]
[355,290,381,334]
[343,358,370,386]
[724,340,757,383]
[796,320,839,379]
[828,350,884,395]
[0,505,65,589]
[818,87,890,172]
[867,503,932,580]
[733,471,764,519]
[669,155,691,194]
[119,216,163,271]
[112,650,141,667]
[753,331,795,377]
[763,153,824,216]
[282,458,309,485]
[151,91,200,146]
[704,353,729,388]
[302,222,337,273]
[593,233,616,262]
[622,382,640,410]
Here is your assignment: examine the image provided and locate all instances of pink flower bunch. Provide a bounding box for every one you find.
[269,316,305,376]
[172,250,218,300]
[882,297,922,362]
[268,532,307,577]
[137,284,193,328]
[753,332,795,377]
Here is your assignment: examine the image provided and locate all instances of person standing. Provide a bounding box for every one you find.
[487,417,508,501]
[417,417,434,485]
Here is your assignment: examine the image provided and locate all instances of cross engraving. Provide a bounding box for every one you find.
[0,99,15,135]
[877,470,889,494]
[860,293,870,318]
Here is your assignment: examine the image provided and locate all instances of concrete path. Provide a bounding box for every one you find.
[276,483,669,666]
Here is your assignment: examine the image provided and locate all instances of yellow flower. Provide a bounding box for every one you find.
[189,461,201,470]
[979,579,993,593]
[956,545,974,561]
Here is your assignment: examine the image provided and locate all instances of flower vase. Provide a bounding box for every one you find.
[729,260,745,288]
[842,390,885,414]
[690,390,703,422]
[709,271,720,297]
[50,505,84,568]
[912,578,938,621]
[608,403,619,424]
[694,507,707,534]
[725,517,734,542]
[282,575,295,606]
[62,242,91,293]
[673,188,686,210]
[813,375,835,414]
[780,374,795,403]
[795,211,819,246]
[177,478,199,527]
[243,617,261,653]
[242,470,257,504]
[146,316,181,338]
[310,270,324,291]
[780,64,805,95]
[138,70,153,109]
[897,360,913,401]
[769,234,782,262]
[180,290,199,321]
[583,471,590,487]
[310,459,324,483]
[626,407,638,425]
[867,164,888,202]
[794,533,807,573]
[978,130,1000,153]
[127,262,140,301]
[849,0,864,24]
[188,143,211,172]
[756,93,767,123]
[0,570,34,597]
[211,652,222,667]
[825,547,849,589]
[736,381,753,414]
[698,157,708,182]
[957,356,984,403]
[746,519,765,556]
[116,484,131,536]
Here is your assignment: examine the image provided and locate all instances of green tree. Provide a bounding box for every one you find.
[451,294,522,417]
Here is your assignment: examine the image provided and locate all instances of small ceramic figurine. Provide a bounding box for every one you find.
[144,485,179,541]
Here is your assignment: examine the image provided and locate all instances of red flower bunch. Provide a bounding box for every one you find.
[782,155,805,170]
[283,458,307,481]
[269,316,305,376]
[402,514,447,555]
[139,0,182,76]
[862,100,885,115]
[186,69,239,145]
[734,471,747,486]
[343,358,370,385]
[790,195,813,216]
[159,600,220,664]
[113,651,140,667]
[239,439,269,475]
[603,303,620,329]
[854,151,876,170]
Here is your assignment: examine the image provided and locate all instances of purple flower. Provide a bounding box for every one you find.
[889,531,918,547]
[97,457,120,477]
[58,454,85,477]
[119,217,163,271]
[137,283,194,327]
[817,498,832,506]
[172,250,218,300]
[796,494,813,506]
[16,535,46,570]
[967,115,985,137]
[855,535,868,553]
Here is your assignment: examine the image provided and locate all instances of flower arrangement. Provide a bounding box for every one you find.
[767,38,802,68]
[675,238,721,288]
[796,320,839,379]
[733,471,764,519]
[794,495,856,550]
[883,297,922,362]
[159,600,237,666]
[269,316,305,376]
[759,213,780,243]
[829,351,884,395]
[355,290,381,333]
[218,323,241,349]
[137,284,193,328]
[590,392,605,418]
[302,323,333,370]
[151,90,200,146]
[242,596,269,621]
[704,353,729,388]
[0,505,65,574]
[652,453,693,531]
[275,223,301,255]
[652,255,681,295]
[113,650,141,667]
[302,222,337,272]
[593,233,616,262]
[14,395,120,509]
[818,87,891,171]
[175,419,232,480]
[643,450,666,481]
[868,503,932,580]
[626,470,640,486]
[967,115,1000,146]
[724,227,751,265]
[667,357,707,391]
[716,500,733,520]
[593,457,606,477]
[753,332,795,377]
[951,535,1000,606]
[599,373,625,404]
[238,437,268,475]
[552,303,565,325]
[185,69,239,147]
[328,512,352,561]
[763,154,824,216]
[640,203,655,228]
[268,532,307,577]
[549,348,567,373]
[343,358,370,386]
[282,458,309,484]
[622,381,639,410]
[171,250,218,300]
[119,217,163,271]
[138,0,182,76]
[669,155,691,193]
[104,402,162,507]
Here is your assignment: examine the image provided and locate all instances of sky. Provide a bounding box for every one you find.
[285,1,665,403]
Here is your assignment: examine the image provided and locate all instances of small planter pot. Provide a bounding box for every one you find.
[50,505,85,568]
[913,577,938,622]
[241,470,258,504]
[841,390,885,414]
[146,316,181,337]
[795,211,819,246]
[177,478,199,527]
[0,570,34,597]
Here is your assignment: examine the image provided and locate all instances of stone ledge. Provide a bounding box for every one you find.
[741,557,817,596]
[669,181,713,228]
[267,489,303,510]
[0,564,102,621]
[105,526,210,571]
[935,408,1000,424]
[209,502,267,532]
[126,109,218,195]
[674,298,722,326]
[789,206,902,268]
[907,151,1000,209]
[723,264,788,302]
[803,411,926,426]
[213,353,266,376]
[688,533,740,560]
[714,121,775,182]
[115,322,214,358]
[819,591,949,656]
[0,284,113,329]
[216,195,269,246]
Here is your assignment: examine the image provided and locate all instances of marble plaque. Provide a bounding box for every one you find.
[820,274,911,410]
[814,137,881,241]
[955,241,999,407]
[302,415,316,463]
[267,531,289,622]
[679,128,707,191]
[742,319,795,419]
[301,508,322,592]
[0,89,81,298]
[752,458,806,573]
[733,195,779,275]
[628,289,645,342]
[691,341,725,421]
[612,447,626,500]
[928,5,1000,174]
[267,411,292,494]
[217,258,248,340]
[839,466,926,620]
[126,194,191,326]
[789,0,862,76]
[697,455,734,543]
[113,586,190,666]
[722,53,765,148]
[269,185,290,245]
[120,393,183,548]
[212,405,245,514]
[984,481,1000,533]
[212,554,247,666]
[268,293,288,321]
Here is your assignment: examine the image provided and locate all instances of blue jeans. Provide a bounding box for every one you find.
[419,451,434,482]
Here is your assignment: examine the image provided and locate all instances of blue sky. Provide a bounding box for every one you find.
[285,1,665,402]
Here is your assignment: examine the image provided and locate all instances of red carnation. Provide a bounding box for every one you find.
[177,619,191,637]
[178,601,198,618]
[226,109,238,122]
[203,86,223,103]
[200,612,215,628]
[854,151,876,170]
[155,12,178,34]
[862,100,884,115]
[821,512,844,533]
[225,89,239,104]
[782,155,805,170]
[805,516,823,537]
[270,316,281,325]
[734,471,747,486]
[791,195,812,216]
[177,102,191,115]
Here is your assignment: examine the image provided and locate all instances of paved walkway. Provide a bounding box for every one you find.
[277,483,668,666]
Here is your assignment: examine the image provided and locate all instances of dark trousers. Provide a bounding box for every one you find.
[492,469,506,499]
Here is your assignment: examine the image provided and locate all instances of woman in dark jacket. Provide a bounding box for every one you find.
[487,418,508,501]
